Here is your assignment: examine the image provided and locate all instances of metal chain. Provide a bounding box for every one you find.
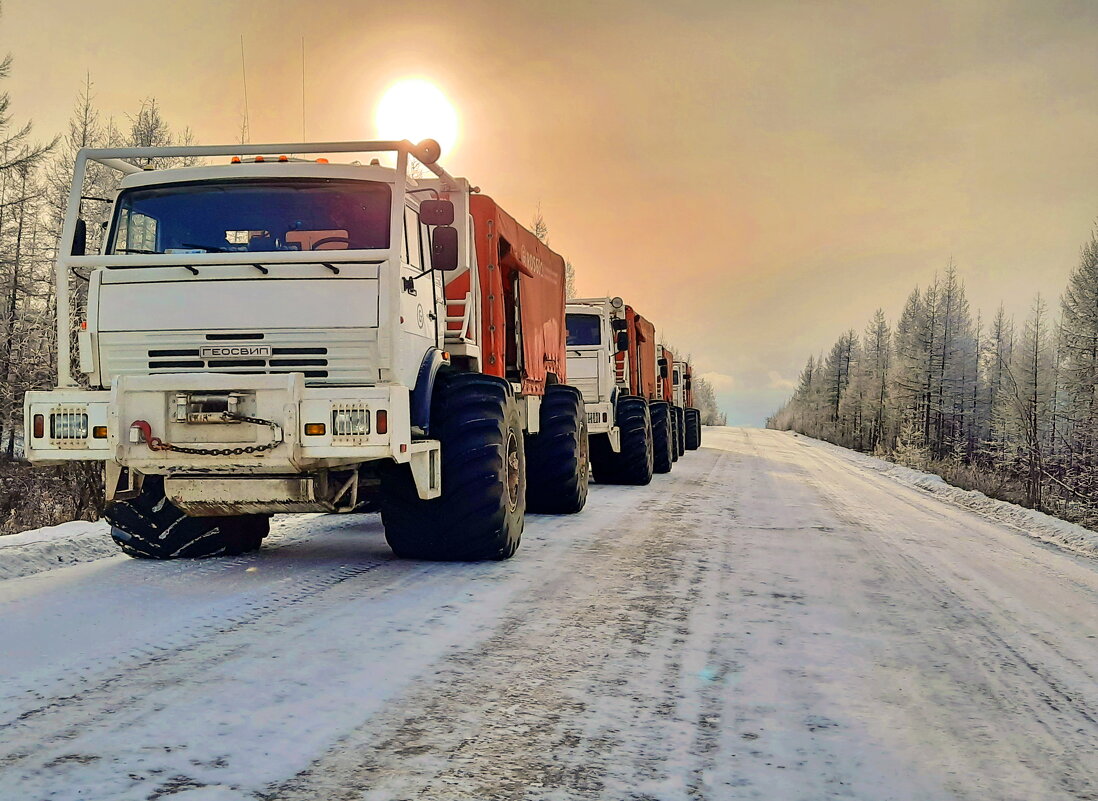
[149,412,283,456]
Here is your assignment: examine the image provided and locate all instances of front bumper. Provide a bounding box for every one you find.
[584,401,614,435]
[24,373,413,474]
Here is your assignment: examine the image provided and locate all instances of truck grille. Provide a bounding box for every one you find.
[99,329,381,385]
[148,346,329,378]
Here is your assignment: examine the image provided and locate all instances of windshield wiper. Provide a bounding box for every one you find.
[181,242,229,253]
[115,247,162,254]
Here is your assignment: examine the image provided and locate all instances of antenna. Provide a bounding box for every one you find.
[301,37,307,141]
[240,35,250,144]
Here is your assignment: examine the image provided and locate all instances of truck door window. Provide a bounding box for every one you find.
[108,178,391,255]
[404,206,422,269]
[566,313,601,346]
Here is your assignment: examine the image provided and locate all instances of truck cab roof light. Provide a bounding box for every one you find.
[230,156,241,164]
[255,155,265,163]
[316,157,328,163]
[278,155,288,162]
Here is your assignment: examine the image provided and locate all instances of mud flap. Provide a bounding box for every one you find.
[408,440,442,499]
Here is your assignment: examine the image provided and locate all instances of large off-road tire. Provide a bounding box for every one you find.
[685,407,702,450]
[380,372,525,561]
[590,397,653,486]
[106,475,270,559]
[611,396,654,486]
[674,406,686,457]
[650,401,673,474]
[669,405,680,463]
[526,384,589,514]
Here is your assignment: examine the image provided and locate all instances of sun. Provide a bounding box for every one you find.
[375,79,459,159]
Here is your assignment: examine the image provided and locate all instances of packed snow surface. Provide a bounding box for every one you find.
[1,428,1096,800]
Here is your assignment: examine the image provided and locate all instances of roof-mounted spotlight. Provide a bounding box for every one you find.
[610,296,624,309]
[413,139,442,165]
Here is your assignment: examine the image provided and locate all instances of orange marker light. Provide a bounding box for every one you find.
[92,426,108,439]
[316,158,329,164]
[33,414,44,438]
[255,155,265,163]
[230,156,241,164]
[278,155,288,162]
[376,411,388,435]
[304,423,326,436]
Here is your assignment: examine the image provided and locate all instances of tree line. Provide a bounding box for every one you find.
[769,240,1098,530]
[0,51,196,532]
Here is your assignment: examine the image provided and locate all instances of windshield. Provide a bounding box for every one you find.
[109,178,392,255]
[566,313,602,346]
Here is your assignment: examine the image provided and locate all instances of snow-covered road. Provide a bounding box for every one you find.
[2,428,1097,801]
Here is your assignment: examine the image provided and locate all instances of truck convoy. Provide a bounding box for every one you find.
[658,344,680,463]
[673,359,703,451]
[24,139,590,562]
[565,298,700,485]
[25,138,708,563]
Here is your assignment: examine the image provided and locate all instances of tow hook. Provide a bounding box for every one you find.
[129,420,169,451]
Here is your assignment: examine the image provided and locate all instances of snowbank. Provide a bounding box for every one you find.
[796,433,1098,559]
[0,519,116,581]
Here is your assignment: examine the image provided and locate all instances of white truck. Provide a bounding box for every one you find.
[25,140,588,561]
[565,297,662,484]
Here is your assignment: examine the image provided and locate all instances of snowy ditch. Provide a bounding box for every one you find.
[790,431,1098,559]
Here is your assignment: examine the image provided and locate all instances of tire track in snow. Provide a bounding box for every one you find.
[263,450,737,801]
[782,432,1098,800]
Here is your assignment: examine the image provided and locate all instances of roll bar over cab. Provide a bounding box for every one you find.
[24,140,568,532]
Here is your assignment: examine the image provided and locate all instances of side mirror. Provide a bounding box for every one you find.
[431,225,459,271]
[611,318,628,332]
[660,363,669,379]
[616,331,629,353]
[420,199,454,226]
[71,219,87,256]
[685,379,692,390]
[657,357,667,367]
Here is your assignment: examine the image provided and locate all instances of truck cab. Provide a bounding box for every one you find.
[566,298,619,448]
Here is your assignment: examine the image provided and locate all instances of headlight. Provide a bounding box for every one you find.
[51,412,89,439]
[332,408,370,436]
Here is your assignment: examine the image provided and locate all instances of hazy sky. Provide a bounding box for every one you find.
[7,0,1098,424]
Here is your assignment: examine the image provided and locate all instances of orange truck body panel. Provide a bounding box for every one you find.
[445,195,567,396]
[613,305,658,400]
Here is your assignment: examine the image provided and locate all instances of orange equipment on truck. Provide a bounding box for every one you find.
[681,360,702,450]
[657,344,680,466]
[444,194,589,514]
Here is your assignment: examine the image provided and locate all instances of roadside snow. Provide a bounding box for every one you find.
[0,519,115,580]
[788,432,1098,559]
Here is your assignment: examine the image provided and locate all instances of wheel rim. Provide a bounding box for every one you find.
[505,428,521,513]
